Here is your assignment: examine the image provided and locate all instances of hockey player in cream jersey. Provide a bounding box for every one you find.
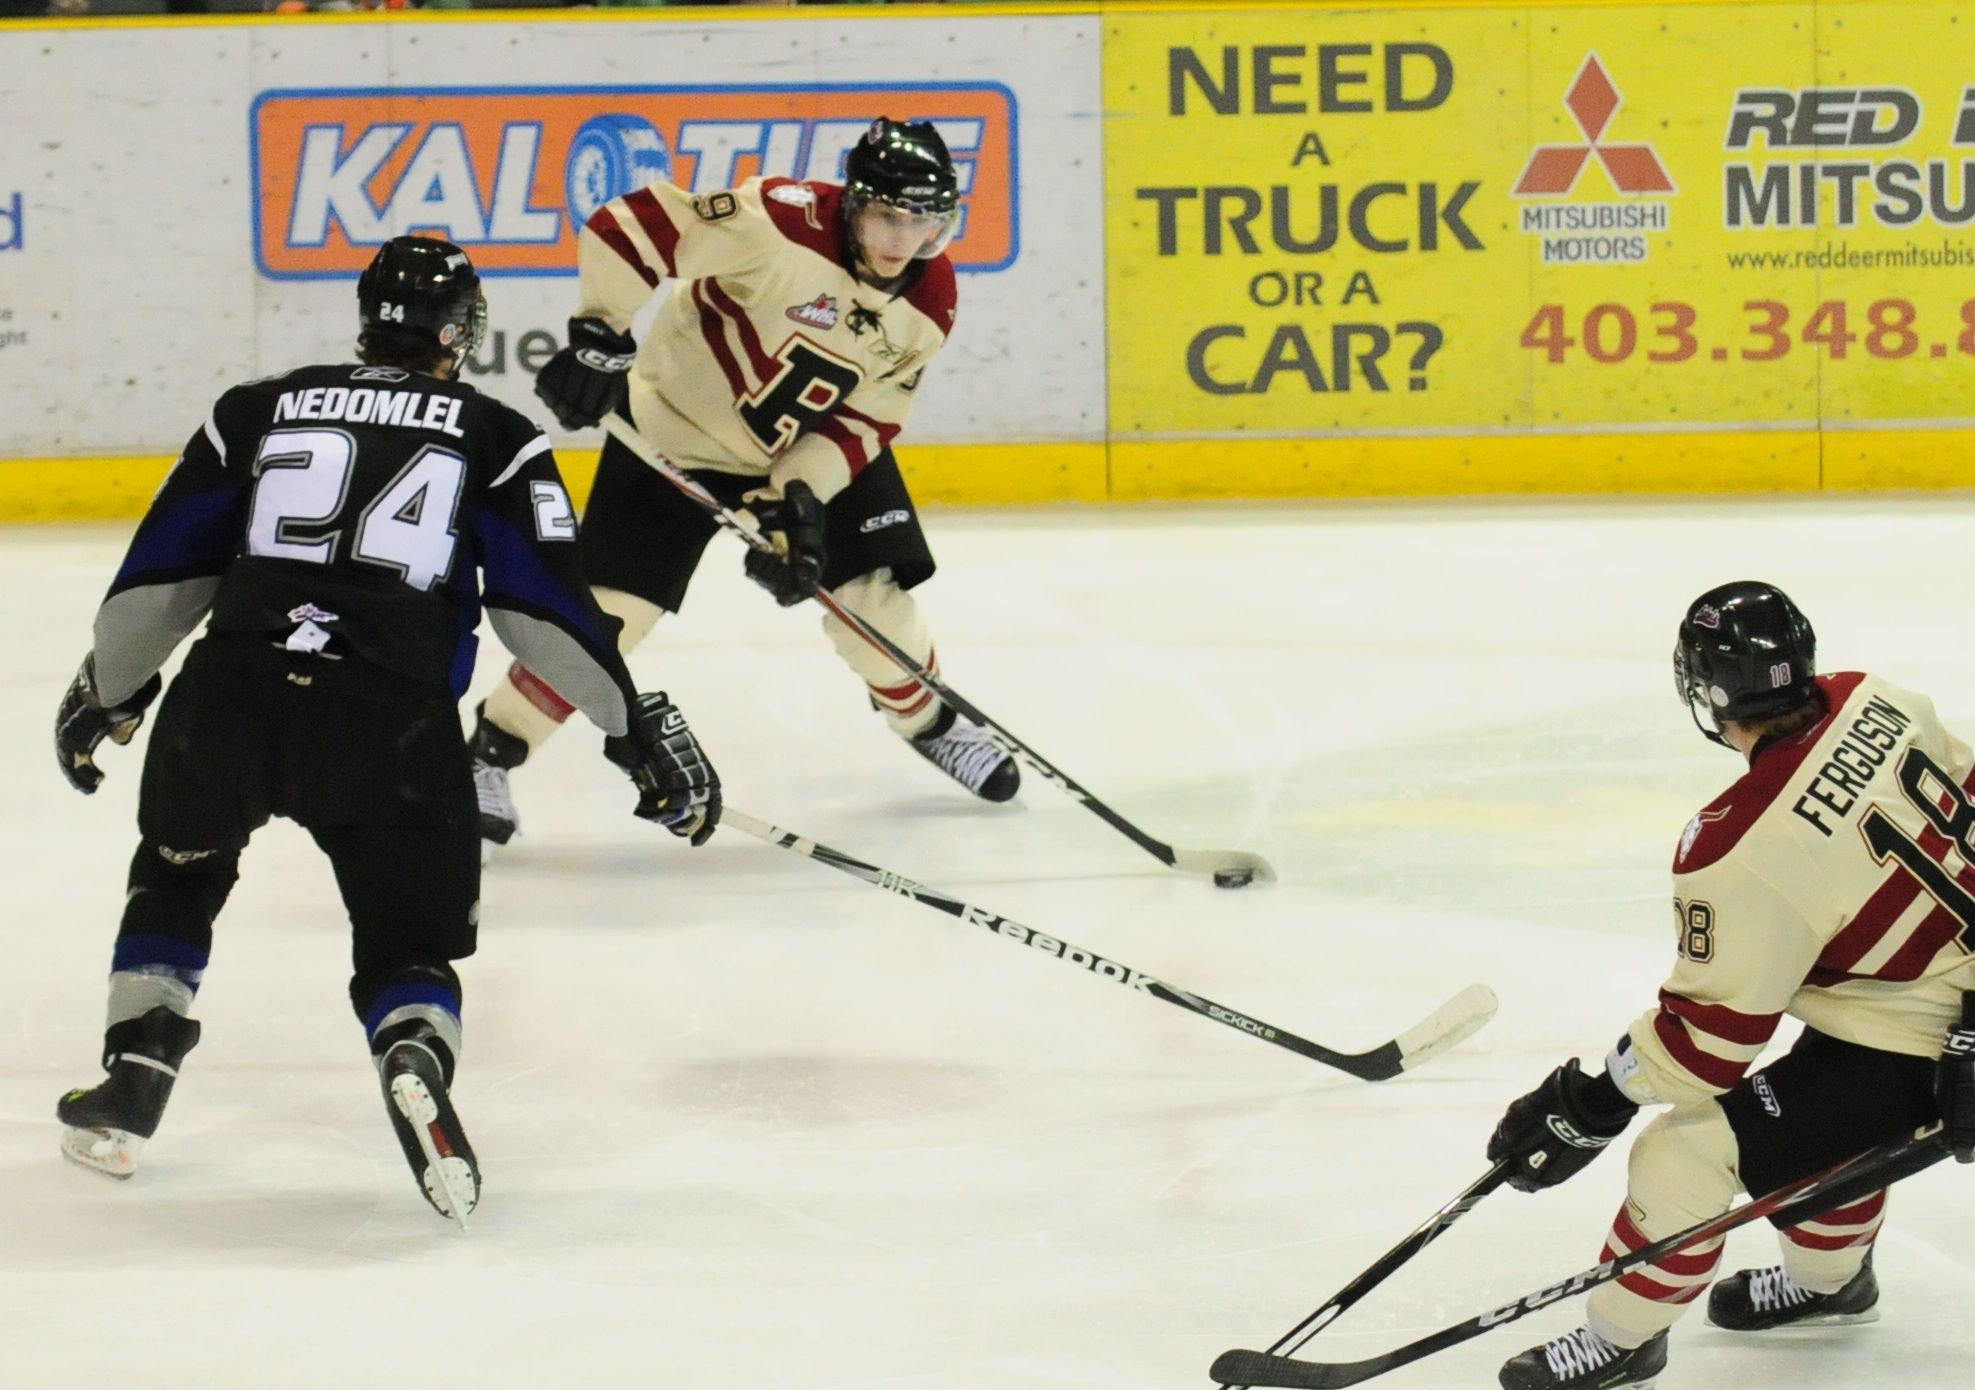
[1483,582,1975,1389]
[467,118,1017,844]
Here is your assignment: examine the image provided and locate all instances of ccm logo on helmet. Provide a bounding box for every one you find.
[251,84,1018,279]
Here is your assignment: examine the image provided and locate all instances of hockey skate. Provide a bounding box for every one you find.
[469,704,527,846]
[1498,1327,1667,1390]
[376,1023,479,1228]
[908,705,1019,803]
[56,1005,201,1179]
[1707,1252,1878,1331]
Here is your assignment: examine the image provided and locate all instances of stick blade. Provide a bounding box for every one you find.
[1173,848,1278,885]
[1212,1348,1356,1389]
[1395,982,1498,1073]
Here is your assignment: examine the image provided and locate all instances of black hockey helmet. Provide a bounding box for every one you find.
[1673,581,1817,746]
[842,118,960,260]
[357,235,487,366]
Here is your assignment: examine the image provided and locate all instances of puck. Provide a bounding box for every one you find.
[1213,869,1254,889]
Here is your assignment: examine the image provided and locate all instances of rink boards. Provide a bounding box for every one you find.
[3,0,1974,513]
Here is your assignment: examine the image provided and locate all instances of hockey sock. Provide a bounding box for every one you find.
[357,965,464,1086]
[1780,1190,1886,1292]
[105,933,208,1028]
[109,845,231,1028]
[871,651,942,737]
[1586,1106,1740,1345]
[821,569,938,735]
[480,587,664,752]
[482,662,577,749]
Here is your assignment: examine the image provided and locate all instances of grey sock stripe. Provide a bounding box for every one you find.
[373,1002,463,1066]
[106,971,197,1027]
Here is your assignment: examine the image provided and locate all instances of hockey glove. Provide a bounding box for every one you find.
[55,654,162,795]
[1487,1058,1639,1193]
[534,316,636,431]
[738,481,826,607]
[1938,995,1975,1162]
[604,691,720,846]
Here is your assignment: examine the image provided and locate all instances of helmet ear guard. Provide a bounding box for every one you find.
[1673,581,1818,746]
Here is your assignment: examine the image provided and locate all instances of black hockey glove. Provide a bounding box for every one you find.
[534,316,636,431]
[603,691,720,846]
[739,481,826,607]
[1937,995,1975,1162]
[1487,1058,1639,1193]
[55,654,162,795]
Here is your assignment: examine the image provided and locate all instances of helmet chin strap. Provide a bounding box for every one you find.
[1685,693,1732,749]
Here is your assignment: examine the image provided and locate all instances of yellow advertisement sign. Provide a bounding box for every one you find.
[1104,3,1975,488]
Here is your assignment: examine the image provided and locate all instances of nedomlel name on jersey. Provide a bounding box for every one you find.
[273,386,467,438]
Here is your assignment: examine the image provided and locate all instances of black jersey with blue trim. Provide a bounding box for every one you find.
[93,362,636,736]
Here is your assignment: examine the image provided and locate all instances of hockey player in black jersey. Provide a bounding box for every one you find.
[51,236,719,1226]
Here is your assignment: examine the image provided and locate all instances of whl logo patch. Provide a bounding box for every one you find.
[787,295,840,330]
[1512,55,1676,265]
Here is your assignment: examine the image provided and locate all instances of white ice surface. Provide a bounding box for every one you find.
[5,496,1975,1389]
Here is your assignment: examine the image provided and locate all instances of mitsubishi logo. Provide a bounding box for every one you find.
[1513,55,1675,196]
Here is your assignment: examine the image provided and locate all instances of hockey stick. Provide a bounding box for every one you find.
[1218,1158,1518,1389]
[722,807,1493,1080]
[601,412,1276,888]
[1210,1125,1952,1388]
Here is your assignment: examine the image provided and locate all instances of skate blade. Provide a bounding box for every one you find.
[1709,1306,1880,1332]
[1772,1308,1881,1330]
[60,1125,142,1179]
[390,1073,477,1229]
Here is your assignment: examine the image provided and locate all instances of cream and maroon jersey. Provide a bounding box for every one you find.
[1612,673,1975,1108]
[576,175,957,502]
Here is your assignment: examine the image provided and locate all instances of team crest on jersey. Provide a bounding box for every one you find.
[1677,806,1732,865]
[768,183,818,208]
[1693,605,1721,629]
[787,295,840,330]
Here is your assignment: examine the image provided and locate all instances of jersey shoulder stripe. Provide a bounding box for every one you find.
[1674,671,1868,873]
[490,431,551,489]
[759,178,845,262]
[620,186,683,277]
[589,207,658,288]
